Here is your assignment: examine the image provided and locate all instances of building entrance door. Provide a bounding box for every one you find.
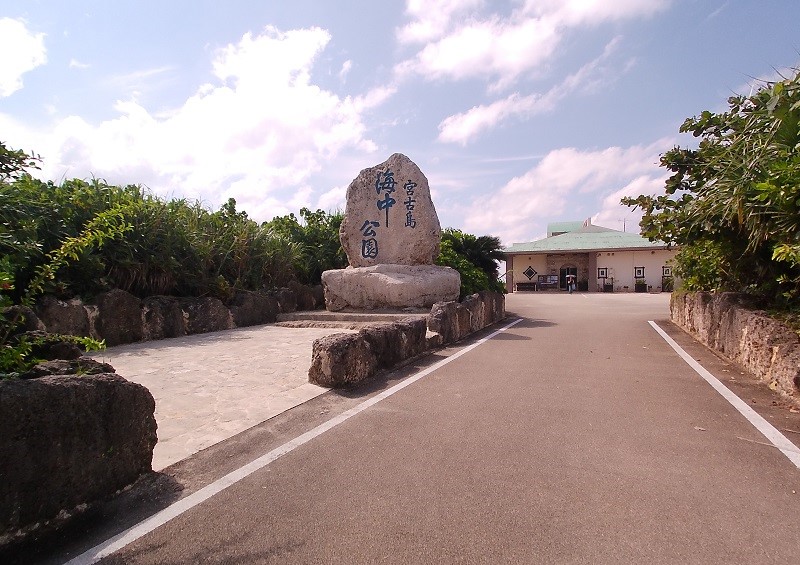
[559,266,577,290]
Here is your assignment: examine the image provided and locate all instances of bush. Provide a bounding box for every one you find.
[623,68,800,309]
[437,229,506,298]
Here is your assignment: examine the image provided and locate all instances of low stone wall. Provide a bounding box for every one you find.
[308,291,505,387]
[0,373,157,547]
[31,282,324,347]
[670,292,800,402]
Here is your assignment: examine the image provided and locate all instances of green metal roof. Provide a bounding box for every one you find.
[546,221,583,237]
[505,224,669,254]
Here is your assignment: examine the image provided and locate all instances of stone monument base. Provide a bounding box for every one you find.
[321,264,461,312]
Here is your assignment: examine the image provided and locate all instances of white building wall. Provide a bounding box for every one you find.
[507,254,548,289]
[595,249,675,291]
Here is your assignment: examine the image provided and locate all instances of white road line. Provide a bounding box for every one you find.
[649,320,800,469]
[64,317,524,565]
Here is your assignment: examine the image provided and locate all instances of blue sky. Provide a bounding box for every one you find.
[1,0,799,245]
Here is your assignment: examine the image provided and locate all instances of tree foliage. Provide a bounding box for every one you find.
[265,208,347,285]
[1,149,119,376]
[0,141,40,182]
[437,228,506,297]
[622,68,800,307]
[1,171,301,301]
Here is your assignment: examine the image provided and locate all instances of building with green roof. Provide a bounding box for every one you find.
[504,219,676,293]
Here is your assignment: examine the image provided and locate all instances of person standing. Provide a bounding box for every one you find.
[567,274,576,294]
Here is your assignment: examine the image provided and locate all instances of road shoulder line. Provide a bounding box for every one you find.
[649,320,800,469]
[64,317,524,565]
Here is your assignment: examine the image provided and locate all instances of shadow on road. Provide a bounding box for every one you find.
[508,317,557,329]
[1,472,185,565]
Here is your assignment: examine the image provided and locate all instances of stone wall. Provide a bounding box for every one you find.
[308,291,505,387]
[670,292,800,402]
[32,283,324,347]
[0,373,157,547]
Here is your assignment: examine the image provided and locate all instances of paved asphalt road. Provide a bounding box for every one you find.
[20,293,800,564]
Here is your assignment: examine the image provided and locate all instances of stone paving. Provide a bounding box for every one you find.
[90,324,355,471]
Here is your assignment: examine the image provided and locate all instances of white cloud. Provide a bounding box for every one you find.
[396,0,668,88]
[106,66,173,92]
[339,59,352,82]
[17,25,386,221]
[521,0,671,25]
[0,18,47,97]
[316,184,346,212]
[397,0,485,44]
[592,174,665,233]
[397,15,560,89]
[462,139,671,244]
[69,58,90,70]
[438,37,624,144]
[438,92,550,145]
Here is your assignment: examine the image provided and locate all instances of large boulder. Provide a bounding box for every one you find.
[308,333,378,387]
[288,281,317,311]
[461,294,485,333]
[274,288,298,314]
[23,358,115,378]
[478,290,506,324]
[183,297,233,335]
[339,153,441,267]
[310,285,325,309]
[23,332,84,363]
[427,301,472,345]
[322,264,460,311]
[0,373,157,546]
[1,305,45,333]
[143,296,186,340]
[359,318,428,370]
[228,291,279,327]
[94,289,144,346]
[34,296,90,338]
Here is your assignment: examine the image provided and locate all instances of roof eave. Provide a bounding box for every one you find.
[504,245,674,254]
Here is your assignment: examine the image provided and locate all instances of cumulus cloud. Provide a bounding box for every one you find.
[396,0,668,88]
[396,14,560,90]
[592,174,666,233]
[438,93,549,145]
[0,18,47,97]
[438,37,623,144]
[21,25,386,220]
[463,139,671,244]
[397,0,485,44]
[316,184,347,212]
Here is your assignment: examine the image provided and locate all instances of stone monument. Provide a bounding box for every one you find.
[322,153,460,311]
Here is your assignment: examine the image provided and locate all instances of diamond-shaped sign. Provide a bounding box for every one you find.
[523,266,537,280]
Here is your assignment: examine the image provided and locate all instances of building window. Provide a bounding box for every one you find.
[523,266,537,280]
[662,266,672,277]
[597,267,608,279]
[634,266,645,279]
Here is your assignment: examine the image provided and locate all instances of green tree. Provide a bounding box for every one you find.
[437,228,506,297]
[1,189,129,376]
[623,68,800,306]
[0,141,40,182]
[265,208,346,285]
